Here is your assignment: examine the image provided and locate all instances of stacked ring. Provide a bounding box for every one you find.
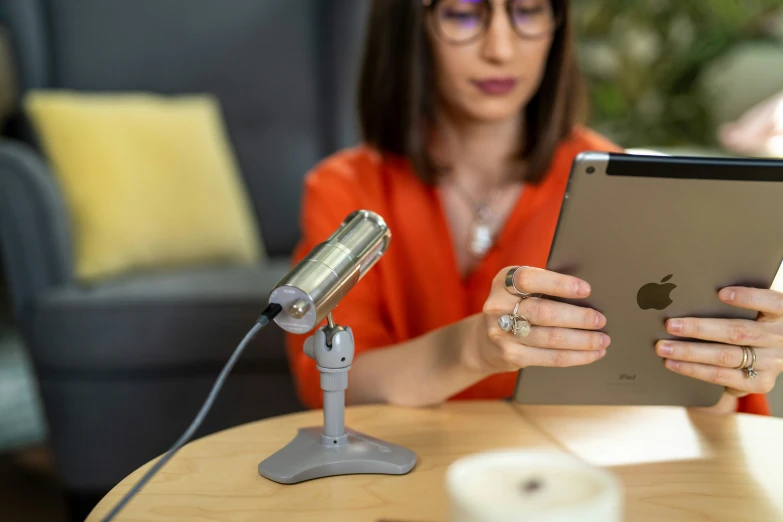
[743,346,758,380]
[736,346,758,380]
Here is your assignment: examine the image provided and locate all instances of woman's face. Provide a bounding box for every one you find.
[427,0,557,123]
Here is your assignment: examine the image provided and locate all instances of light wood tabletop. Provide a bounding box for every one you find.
[87,401,783,522]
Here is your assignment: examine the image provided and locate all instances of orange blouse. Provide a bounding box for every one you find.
[286,127,770,416]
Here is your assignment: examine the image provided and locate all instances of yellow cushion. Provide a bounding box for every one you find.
[24,91,264,282]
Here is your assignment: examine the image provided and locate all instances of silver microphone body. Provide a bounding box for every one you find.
[269,210,391,334]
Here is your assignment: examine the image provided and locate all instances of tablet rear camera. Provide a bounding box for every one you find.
[586,166,596,174]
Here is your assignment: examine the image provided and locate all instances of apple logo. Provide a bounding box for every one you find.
[637,275,677,310]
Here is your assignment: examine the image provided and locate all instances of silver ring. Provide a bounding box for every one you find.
[735,346,749,370]
[513,297,525,317]
[498,314,533,337]
[498,314,514,332]
[512,315,532,337]
[744,346,758,380]
[504,266,533,297]
[497,297,533,338]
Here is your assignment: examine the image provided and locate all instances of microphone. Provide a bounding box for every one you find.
[259,209,415,485]
[269,209,391,335]
[100,210,400,520]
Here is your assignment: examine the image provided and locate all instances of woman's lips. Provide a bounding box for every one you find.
[472,78,518,95]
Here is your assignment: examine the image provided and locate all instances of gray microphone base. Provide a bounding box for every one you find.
[258,317,417,484]
[258,427,416,484]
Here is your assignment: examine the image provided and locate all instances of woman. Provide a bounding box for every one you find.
[287,0,782,415]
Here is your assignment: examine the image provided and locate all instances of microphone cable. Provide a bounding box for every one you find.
[101,303,283,522]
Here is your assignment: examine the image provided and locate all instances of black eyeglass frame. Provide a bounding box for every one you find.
[422,0,564,45]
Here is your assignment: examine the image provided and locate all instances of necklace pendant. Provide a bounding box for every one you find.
[468,221,493,259]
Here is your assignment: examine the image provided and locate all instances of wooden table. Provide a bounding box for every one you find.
[87,401,783,522]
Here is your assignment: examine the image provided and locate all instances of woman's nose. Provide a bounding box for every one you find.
[482,7,515,63]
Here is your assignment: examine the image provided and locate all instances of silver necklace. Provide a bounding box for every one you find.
[450,179,503,260]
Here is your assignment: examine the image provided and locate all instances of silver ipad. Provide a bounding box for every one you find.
[513,152,783,407]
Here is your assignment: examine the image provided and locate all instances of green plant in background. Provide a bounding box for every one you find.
[574,0,783,148]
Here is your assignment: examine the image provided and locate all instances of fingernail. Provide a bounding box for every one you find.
[597,349,607,358]
[601,334,611,348]
[594,313,603,328]
[721,289,736,302]
[658,342,673,356]
[668,320,683,333]
[577,282,590,297]
[666,360,680,370]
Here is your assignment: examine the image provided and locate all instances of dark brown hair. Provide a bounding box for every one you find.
[358,0,585,184]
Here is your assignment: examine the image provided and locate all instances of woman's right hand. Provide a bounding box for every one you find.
[467,266,611,374]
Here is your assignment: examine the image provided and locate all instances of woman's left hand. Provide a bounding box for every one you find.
[656,287,783,397]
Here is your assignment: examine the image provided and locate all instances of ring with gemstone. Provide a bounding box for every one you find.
[497,314,532,338]
[511,315,532,337]
[497,297,533,338]
[743,346,758,380]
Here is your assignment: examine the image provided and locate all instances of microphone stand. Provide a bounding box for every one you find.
[258,313,417,484]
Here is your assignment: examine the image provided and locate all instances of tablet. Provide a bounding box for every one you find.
[513,152,783,407]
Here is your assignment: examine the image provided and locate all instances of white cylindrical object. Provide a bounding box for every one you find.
[446,450,623,522]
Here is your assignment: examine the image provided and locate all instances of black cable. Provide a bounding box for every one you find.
[101,303,283,522]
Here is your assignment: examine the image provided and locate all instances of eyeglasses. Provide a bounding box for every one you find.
[423,0,562,45]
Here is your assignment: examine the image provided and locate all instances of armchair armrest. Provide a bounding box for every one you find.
[0,138,73,324]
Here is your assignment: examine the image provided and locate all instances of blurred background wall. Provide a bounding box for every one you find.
[0,2,781,522]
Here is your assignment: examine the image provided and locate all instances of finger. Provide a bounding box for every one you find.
[664,360,774,394]
[524,327,611,351]
[503,344,606,369]
[665,317,772,347]
[511,266,591,299]
[520,297,606,330]
[720,287,783,317]
[485,296,606,331]
[656,341,747,369]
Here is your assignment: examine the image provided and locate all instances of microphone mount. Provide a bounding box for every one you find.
[257,313,417,484]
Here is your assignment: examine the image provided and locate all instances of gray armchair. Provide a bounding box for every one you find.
[0,0,367,518]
